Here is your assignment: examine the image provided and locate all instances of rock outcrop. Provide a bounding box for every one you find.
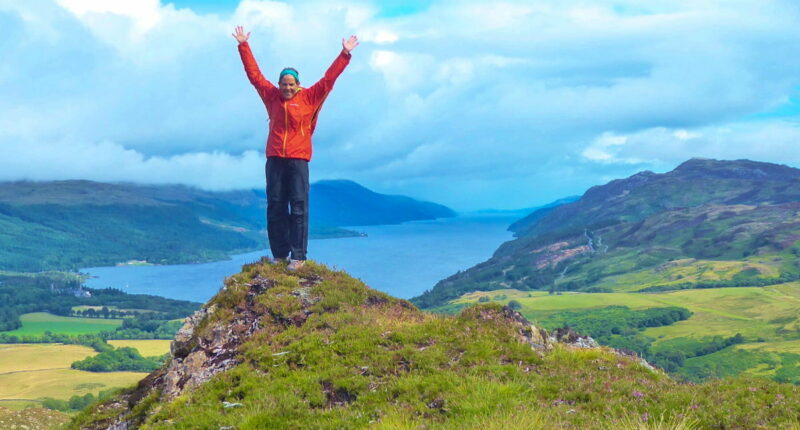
[71,259,654,430]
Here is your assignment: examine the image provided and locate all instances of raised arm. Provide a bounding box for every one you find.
[305,35,359,104]
[233,26,275,92]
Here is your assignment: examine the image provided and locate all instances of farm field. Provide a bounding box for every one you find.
[0,344,147,410]
[454,283,800,344]
[108,339,171,357]
[2,312,122,336]
[446,282,800,383]
[0,368,145,409]
[0,344,95,373]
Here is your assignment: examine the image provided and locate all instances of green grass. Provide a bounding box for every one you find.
[68,261,800,429]
[446,283,800,344]
[738,339,800,354]
[2,313,122,336]
[588,257,782,292]
[679,346,800,384]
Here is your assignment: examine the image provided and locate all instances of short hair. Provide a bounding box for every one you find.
[279,67,299,84]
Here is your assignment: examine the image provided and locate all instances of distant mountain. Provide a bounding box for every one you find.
[412,158,800,308]
[507,196,581,235]
[0,180,454,272]
[310,180,455,226]
[510,158,800,239]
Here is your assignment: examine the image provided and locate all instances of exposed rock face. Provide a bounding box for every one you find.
[89,272,285,430]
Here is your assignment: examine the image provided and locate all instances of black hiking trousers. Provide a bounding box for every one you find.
[265,157,309,261]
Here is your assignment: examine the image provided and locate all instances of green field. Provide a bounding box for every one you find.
[2,313,122,336]
[447,282,800,383]
[456,283,800,344]
[585,257,783,292]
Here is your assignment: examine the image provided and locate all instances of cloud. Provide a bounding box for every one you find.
[0,137,264,189]
[580,120,800,167]
[1,0,800,210]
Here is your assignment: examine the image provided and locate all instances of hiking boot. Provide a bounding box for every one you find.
[287,259,305,271]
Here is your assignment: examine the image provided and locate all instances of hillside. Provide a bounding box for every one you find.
[67,260,800,429]
[413,158,800,308]
[0,180,454,272]
[311,180,456,226]
[408,158,800,384]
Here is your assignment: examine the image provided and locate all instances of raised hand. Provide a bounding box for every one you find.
[341,35,359,53]
[232,26,250,43]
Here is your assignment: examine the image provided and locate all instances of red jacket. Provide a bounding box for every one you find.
[238,41,351,161]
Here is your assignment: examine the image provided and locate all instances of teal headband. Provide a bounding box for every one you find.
[279,68,299,83]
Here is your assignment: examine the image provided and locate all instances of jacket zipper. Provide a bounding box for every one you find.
[282,101,288,156]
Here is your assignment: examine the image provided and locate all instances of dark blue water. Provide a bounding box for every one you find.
[81,214,517,302]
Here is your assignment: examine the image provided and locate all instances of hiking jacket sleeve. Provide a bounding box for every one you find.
[305,50,351,105]
[238,41,277,99]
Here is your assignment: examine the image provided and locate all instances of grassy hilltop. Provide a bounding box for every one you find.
[69,261,800,429]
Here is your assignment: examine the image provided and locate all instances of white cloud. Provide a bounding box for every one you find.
[1,0,800,210]
[580,121,800,166]
[0,137,264,189]
[56,0,163,33]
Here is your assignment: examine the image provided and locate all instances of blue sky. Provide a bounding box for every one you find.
[167,0,430,17]
[1,0,800,211]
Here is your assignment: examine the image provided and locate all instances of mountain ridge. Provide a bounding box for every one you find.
[0,179,455,272]
[413,158,800,309]
[512,158,800,240]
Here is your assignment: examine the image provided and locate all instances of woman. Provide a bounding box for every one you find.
[233,26,358,270]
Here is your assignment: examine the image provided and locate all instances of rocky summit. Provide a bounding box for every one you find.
[69,260,800,429]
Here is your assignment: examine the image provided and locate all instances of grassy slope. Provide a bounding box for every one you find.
[0,405,69,430]
[69,261,800,429]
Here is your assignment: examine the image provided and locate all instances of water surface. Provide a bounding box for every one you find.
[82,214,517,302]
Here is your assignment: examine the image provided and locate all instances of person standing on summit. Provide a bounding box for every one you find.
[233,26,358,270]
